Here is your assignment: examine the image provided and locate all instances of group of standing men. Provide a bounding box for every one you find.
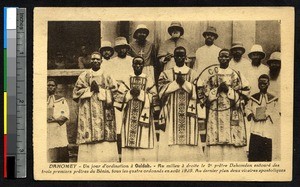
[47,21,281,163]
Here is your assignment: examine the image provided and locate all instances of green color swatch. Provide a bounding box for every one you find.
[4,48,7,91]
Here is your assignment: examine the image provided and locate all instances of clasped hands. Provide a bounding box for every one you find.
[247,113,271,123]
[90,80,99,93]
[247,113,259,122]
[176,73,185,87]
[217,82,229,94]
[130,87,141,98]
[47,116,67,126]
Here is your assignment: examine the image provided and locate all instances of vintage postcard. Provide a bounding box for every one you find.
[33,7,294,181]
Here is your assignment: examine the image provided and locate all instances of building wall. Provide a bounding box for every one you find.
[256,20,281,63]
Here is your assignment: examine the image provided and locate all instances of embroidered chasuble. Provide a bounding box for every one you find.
[73,69,117,144]
[157,65,205,161]
[158,65,202,145]
[205,67,249,147]
[116,73,160,149]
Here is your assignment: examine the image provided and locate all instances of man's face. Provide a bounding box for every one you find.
[231,48,244,62]
[249,52,263,64]
[204,33,216,46]
[132,58,144,75]
[258,78,269,92]
[116,46,128,58]
[136,30,148,41]
[101,48,113,60]
[218,51,231,69]
[174,48,186,67]
[269,60,281,70]
[269,60,281,80]
[171,29,181,39]
[91,53,102,70]
[47,81,56,95]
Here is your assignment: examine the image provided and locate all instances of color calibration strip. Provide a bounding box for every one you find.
[4,7,27,179]
[3,7,7,178]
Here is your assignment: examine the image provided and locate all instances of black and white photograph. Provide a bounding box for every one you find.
[34,7,293,181]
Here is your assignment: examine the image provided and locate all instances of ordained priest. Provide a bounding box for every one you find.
[157,46,205,162]
[205,49,249,162]
[73,51,118,162]
[116,57,160,162]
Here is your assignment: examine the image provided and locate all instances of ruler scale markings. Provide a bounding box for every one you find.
[16,8,27,178]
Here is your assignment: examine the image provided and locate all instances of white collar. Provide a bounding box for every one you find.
[89,68,103,77]
[251,93,278,105]
[173,64,190,74]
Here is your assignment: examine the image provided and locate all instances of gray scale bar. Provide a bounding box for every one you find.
[7,30,17,159]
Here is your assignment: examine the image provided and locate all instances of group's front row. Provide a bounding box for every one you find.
[47,46,280,163]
